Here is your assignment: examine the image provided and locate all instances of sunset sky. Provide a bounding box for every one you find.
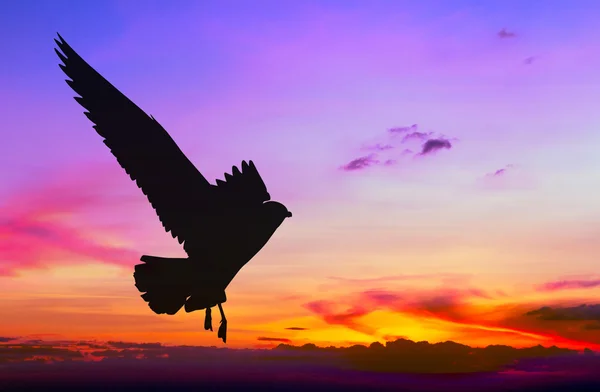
[2,0,600,350]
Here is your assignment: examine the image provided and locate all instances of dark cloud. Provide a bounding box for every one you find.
[340,154,380,171]
[275,337,581,374]
[107,341,163,349]
[0,337,17,343]
[256,337,292,343]
[0,343,84,363]
[498,28,516,39]
[525,304,600,321]
[420,138,452,155]
[0,336,598,391]
[583,323,600,331]
[524,56,536,65]
[340,124,457,171]
[285,327,308,331]
[89,349,142,359]
[75,341,108,349]
[537,279,600,292]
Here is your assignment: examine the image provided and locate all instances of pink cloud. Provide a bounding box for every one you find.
[303,300,373,335]
[537,280,600,292]
[0,164,140,275]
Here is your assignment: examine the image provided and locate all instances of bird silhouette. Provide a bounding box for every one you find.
[54,34,292,343]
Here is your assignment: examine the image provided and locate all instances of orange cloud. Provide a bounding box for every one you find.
[302,285,600,351]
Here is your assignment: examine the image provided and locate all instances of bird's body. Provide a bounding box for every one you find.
[54,34,291,343]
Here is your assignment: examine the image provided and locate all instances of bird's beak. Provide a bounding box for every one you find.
[286,211,293,218]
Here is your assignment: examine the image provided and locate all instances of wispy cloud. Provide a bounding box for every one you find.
[339,154,380,171]
[327,273,468,285]
[302,282,600,351]
[285,327,309,331]
[485,165,514,177]
[0,165,140,275]
[537,279,600,292]
[256,337,292,343]
[526,305,600,321]
[340,124,456,171]
[478,164,533,190]
[401,131,433,143]
[388,125,418,134]
[303,286,497,336]
[498,28,516,39]
[361,143,394,152]
[304,300,373,335]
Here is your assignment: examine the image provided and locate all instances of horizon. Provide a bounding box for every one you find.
[3,335,600,391]
[3,0,600,362]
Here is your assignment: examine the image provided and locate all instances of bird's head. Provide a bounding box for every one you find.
[262,201,292,227]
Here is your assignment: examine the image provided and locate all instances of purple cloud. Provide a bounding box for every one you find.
[486,164,514,178]
[389,124,418,134]
[339,124,456,171]
[401,131,433,143]
[420,138,452,155]
[361,143,394,152]
[340,154,380,171]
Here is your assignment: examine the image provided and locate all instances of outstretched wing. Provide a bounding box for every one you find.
[54,33,213,247]
[215,160,271,207]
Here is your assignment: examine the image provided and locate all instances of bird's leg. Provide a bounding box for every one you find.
[217,303,227,343]
[204,307,213,331]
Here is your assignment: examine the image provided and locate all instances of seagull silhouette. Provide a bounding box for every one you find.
[54,34,292,343]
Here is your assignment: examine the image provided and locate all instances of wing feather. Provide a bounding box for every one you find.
[54,33,213,247]
[215,160,271,206]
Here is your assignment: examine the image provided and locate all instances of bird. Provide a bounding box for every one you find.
[54,33,292,343]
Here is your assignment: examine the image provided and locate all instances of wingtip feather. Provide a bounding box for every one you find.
[54,48,67,64]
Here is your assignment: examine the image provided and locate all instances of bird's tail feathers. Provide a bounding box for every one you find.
[134,255,194,315]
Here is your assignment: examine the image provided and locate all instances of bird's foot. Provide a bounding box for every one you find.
[218,318,227,343]
[204,307,213,331]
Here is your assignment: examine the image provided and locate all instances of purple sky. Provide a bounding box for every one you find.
[3,0,600,348]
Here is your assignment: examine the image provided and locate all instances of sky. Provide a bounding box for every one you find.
[2,0,600,351]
